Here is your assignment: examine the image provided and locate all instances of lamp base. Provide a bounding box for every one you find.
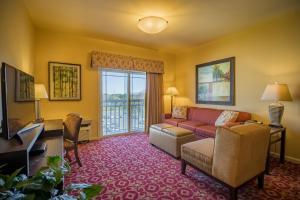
[268,124,283,128]
[34,118,44,123]
[268,102,284,127]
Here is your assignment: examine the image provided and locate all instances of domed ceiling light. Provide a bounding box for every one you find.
[137,16,168,34]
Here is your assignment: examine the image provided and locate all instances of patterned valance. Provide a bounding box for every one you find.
[91,51,164,74]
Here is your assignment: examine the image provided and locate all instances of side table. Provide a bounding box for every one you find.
[265,126,286,174]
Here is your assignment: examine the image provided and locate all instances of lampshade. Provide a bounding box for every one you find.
[261,83,292,101]
[35,84,48,99]
[166,87,179,96]
[137,16,168,34]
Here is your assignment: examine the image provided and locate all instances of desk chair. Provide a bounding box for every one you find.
[64,113,83,167]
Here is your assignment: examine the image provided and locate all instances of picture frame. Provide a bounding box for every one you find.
[48,62,81,101]
[196,57,235,105]
[15,70,35,102]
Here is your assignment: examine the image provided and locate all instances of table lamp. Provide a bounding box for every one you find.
[35,84,48,123]
[166,86,179,112]
[261,82,292,127]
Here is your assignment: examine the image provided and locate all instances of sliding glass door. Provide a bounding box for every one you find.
[101,69,146,136]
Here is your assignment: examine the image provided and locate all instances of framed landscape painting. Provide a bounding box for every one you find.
[196,57,235,105]
[48,62,81,101]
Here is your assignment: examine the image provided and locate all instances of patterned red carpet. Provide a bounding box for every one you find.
[65,134,300,200]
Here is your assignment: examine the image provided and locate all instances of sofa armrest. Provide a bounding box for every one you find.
[162,113,172,120]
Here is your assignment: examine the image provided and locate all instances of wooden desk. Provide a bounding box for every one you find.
[43,119,64,137]
[266,126,286,174]
[0,121,64,176]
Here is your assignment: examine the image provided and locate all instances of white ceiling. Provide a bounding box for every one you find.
[25,0,300,52]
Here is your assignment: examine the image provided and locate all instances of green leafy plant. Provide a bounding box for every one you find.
[0,156,102,200]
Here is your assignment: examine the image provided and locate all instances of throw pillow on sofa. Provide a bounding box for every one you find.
[172,106,187,119]
[215,110,239,126]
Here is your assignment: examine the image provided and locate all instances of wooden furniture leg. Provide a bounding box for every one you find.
[258,173,264,189]
[74,144,82,167]
[181,160,186,174]
[280,129,286,164]
[265,143,271,174]
[65,149,72,162]
[230,187,237,200]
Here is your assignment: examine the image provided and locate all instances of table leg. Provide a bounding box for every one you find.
[265,143,271,174]
[280,129,286,164]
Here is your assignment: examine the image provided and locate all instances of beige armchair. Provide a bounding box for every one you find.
[181,123,270,200]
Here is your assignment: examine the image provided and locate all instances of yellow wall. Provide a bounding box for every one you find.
[0,0,35,75]
[34,29,176,139]
[0,0,35,121]
[3,0,299,161]
[175,11,300,160]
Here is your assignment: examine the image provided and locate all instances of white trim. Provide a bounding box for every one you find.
[270,151,300,164]
[98,68,103,138]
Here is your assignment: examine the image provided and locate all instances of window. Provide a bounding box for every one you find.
[100,69,146,135]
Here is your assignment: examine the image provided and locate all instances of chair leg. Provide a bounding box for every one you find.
[258,173,264,189]
[229,187,238,200]
[65,149,72,162]
[74,145,82,167]
[181,160,186,174]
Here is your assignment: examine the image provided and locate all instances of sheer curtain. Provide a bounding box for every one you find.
[145,73,163,133]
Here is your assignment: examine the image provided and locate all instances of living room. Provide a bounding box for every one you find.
[0,0,299,199]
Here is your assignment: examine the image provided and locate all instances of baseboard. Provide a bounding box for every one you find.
[270,152,300,164]
[89,136,101,141]
[89,132,142,141]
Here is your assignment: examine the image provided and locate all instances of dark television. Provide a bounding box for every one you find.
[1,63,35,139]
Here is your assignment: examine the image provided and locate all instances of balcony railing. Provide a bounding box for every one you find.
[102,99,145,135]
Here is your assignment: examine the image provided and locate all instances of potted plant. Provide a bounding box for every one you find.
[0,156,102,199]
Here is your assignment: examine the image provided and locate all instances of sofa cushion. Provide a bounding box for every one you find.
[215,110,239,126]
[162,127,193,137]
[178,121,207,131]
[236,112,251,122]
[172,106,188,119]
[164,118,186,126]
[181,138,214,174]
[195,126,217,138]
[187,107,223,125]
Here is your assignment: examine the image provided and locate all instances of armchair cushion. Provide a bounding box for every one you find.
[181,139,214,174]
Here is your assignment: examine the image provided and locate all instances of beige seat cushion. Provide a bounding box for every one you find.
[150,123,174,131]
[181,139,214,174]
[162,127,193,137]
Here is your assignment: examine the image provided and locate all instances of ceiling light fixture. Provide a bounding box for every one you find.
[137,16,168,34]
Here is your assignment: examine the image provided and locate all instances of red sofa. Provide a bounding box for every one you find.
[162,107,251,138]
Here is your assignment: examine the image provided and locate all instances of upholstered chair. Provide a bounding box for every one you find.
[64,113,83,167]
[181,123,271,200]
